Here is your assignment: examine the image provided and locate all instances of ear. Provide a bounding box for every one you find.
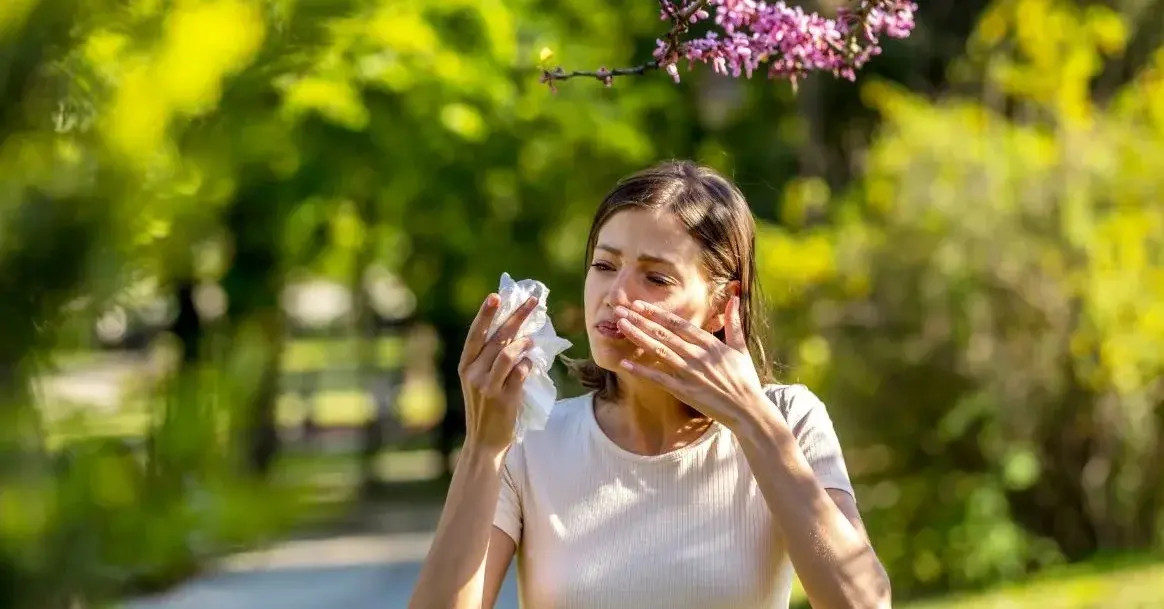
[704,280,740,334]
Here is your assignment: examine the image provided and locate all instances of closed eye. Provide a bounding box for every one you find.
[646,274,673,286]
[591,260,674,287]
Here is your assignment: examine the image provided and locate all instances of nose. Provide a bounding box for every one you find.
[604,269,636,309]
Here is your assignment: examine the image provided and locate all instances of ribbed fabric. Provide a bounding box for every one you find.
[493,384,854,609]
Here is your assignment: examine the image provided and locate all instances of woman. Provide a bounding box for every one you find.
[410,161,891,609]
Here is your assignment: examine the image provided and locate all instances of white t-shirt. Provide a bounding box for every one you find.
[493,383,855,609]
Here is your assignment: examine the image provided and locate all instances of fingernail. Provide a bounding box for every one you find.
[619,359,633,370]
[631,301,646,312]
[614,306,629,317]
[486,294,499,306]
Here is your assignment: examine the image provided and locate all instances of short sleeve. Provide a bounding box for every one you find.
[765,384,855,498]
[492,441,525,545]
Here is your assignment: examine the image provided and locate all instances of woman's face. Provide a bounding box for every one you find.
[584,208,726,371]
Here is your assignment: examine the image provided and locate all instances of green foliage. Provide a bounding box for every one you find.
[0,0,688,605]
[759,0,1164,596]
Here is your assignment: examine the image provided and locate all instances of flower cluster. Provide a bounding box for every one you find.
[654,0,918,86]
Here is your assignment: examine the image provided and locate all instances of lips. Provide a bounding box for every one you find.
[594,320,625,339]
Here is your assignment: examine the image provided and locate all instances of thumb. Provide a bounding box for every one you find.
[726,295,747,352]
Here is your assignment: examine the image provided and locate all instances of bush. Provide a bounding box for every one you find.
[758,1,1164,597]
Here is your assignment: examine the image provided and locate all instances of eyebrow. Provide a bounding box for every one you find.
[594,243,676,267]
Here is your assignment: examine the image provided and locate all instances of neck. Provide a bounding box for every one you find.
[595,372,713,456]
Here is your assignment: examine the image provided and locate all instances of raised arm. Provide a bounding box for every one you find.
[407,448,516,609]
[734,388,891,609]
[408,293,538,609]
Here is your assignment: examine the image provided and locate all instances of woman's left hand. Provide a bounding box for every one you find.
[613,296,770,430]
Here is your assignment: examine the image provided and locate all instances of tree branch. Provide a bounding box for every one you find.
[539,62,660,88]
[539,1,918,91]
[539,0,710,89]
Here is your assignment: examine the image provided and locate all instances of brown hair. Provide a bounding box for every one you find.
[564,159,773,400]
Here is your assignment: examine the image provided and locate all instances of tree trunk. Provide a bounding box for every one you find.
[350,226,385,492]
[173,280,203,365]
[434,317,467,480]
[147,277,211,486]
[242,312,284,477]
[220,181,288,478]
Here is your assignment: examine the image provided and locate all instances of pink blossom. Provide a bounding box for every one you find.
[653,1,918,85]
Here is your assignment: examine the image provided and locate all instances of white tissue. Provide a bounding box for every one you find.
[485,272,573,440]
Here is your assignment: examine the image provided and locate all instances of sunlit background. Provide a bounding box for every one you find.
[1,0,1162,608]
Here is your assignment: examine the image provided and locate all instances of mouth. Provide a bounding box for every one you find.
[594,320,625,339]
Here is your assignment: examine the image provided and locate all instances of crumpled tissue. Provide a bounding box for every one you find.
[485,272,573,440]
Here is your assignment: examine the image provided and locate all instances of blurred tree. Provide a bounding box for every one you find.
[0,1,142,606]
[758,0,1164,597]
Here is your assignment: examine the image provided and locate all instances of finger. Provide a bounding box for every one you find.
[619,358,681,392]
[612,305,702,358]
[502,357,534,393]
[615,317,686,369]
[630,300,718,348]
[725,295,747,351]
[476,296,539,367]
[459,293,501,372]
[486,336,533,394]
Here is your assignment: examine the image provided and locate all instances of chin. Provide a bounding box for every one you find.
[586,335,630,371]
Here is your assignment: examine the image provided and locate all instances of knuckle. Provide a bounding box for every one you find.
[503,342,525,360]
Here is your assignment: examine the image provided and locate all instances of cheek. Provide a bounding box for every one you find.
[583,274,602,314]
[646,291,709,324]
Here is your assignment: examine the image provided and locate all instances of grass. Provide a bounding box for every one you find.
[274,383,442,429]
[281,336,406,373]
[898,556,1164,608]
[785,555,1164,609]
[41,337,445,448]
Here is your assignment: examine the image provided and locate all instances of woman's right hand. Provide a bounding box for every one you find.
[457,293,539,453]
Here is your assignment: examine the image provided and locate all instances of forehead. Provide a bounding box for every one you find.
[594,208,703,263]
